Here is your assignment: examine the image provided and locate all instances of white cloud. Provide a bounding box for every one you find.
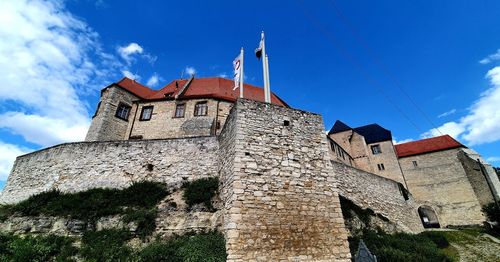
[437,109,456,118]
[0,141,32,180]
[117,42,143,64]
[185,66,196,76]
[218,73,228,78]
[486,156,500,163]
[122,70,141,80]
[146,73,161,87]
[0,1,122,160]
[393,138,414,145]
[421,66,500,145]
[479,49,500,64]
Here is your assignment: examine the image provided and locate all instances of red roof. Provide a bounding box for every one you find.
[113,77,288,107]
[395,135,465,158]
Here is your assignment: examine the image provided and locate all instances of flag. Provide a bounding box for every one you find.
[233,52,242,90]
[255,35,263,60]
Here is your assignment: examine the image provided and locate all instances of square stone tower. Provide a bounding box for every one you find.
[219,99,351,261]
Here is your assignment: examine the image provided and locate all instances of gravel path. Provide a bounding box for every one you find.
[451,233,500,262]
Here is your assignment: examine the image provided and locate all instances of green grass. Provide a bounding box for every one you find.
[349,229,454,262]
[0,181,169,238]
[81,229,134,262]
[137,231,226,262]
[182,177,219,211]
[0,234,77,262]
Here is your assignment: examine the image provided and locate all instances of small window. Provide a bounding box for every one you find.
[216,121,221,130]
[115,103,131,121]
[194,101,208,116]
[140,106,154,121]
[377,163,385,171]
[371,145,382,154]
[174,103,185,118]
[412,160,418,167]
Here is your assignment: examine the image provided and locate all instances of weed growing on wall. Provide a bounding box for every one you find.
[0,234,77,261]
[182,177,219,211]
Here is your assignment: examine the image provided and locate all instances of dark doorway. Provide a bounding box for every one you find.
[418,206,440,228]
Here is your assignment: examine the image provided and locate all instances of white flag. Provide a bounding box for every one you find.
[233,53,242,90]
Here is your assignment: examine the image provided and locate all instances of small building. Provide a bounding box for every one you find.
[328,121,406,186]
[396,135,500,228]
[85,76,288,142]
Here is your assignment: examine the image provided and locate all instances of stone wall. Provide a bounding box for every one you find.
[331,161,423,233]
[85,85,139,141]
[0,137,219,204]
[458,150,497,206]
[399,148,485,227]
[219,99,351,261]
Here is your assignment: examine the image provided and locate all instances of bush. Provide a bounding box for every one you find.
[123,209,158,240]
[81,229,133,261]
[0,234,77,262]
[420,231,450,248]
[349,229,453,262]
[182,177,219,211]
[137,231,226,262]
[0,181,168,235]
[482,202,500,236]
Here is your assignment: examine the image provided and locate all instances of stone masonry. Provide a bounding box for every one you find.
[219,99,351,261]
[0,137,218,204]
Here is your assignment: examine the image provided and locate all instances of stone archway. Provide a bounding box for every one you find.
[418,205,440,228]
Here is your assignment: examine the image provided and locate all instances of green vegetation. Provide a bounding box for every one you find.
[0,230,226,262]
[482,202,500,237]
[137,231,226,262]
[182,177,219,211]
[349,229,455,262]
[0,234,77,262]
[0,181,168,237]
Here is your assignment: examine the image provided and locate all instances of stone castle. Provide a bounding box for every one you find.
[1,76,499,261]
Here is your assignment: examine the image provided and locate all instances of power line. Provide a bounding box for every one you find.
[328,0,443,135]
[296,0,425,133]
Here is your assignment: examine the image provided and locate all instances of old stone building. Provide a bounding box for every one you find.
[396,135,500,228]
[85,76,287,141]
[2,75,500,260]
[329,119,500,228]
[328,121,406,186]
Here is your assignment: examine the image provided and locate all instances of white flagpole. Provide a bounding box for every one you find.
[261,31,270,103]
[240,47,244,98]
[265,54,271,102]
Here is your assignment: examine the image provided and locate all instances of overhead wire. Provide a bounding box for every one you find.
[328,0,443,135]
[296,0,425,133]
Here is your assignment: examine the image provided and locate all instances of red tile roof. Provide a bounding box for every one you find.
[395,135,465,158]
[115,77,156,98]
[113,77,288,107]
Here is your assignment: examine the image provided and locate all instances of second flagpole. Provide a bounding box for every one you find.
[240,47,244,98]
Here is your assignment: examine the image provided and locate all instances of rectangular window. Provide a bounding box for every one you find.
[140,106,154,121]
[371,145,382,154]
[115,103,131,121]
[412,160,418,167]
[377,163,385,171]
[174,103,185,118]
[194,101,208,116]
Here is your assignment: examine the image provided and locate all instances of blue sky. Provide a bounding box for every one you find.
[1,0,500,189]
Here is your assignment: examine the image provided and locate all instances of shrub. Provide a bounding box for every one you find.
[482,202,500,237]
[182,177,219,211]
[420,231,450,248]
[1,181,168,236]
[123,208,158,240]
[349,229,453,262]
[81,229,133,261]
[137,231,226,262]
[0,234,77,262]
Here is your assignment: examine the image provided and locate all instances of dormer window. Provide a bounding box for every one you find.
[194,101,208,116]
[115,103,131,121]
[140,106,153,121]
